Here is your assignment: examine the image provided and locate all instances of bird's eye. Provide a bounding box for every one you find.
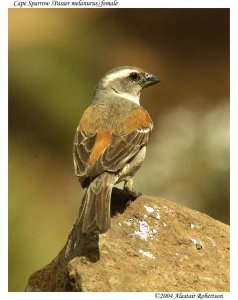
[129,72,140,81]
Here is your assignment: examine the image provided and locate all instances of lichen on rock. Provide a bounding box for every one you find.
[26,189,230,292]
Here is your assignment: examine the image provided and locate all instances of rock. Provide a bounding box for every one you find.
[26,190,229,292]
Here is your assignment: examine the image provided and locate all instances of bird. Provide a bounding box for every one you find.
[73,66,160,234]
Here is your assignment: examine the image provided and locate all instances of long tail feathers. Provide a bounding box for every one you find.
[79,173,115,234]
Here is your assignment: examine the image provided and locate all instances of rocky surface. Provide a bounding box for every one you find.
[26,189,230,292]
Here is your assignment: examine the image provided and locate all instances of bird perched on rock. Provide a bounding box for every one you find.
[73,66,160,233]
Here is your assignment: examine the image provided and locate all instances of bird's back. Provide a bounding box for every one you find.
[79,97,152,135]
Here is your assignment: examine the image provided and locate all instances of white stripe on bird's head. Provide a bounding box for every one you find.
[104,67,142,83]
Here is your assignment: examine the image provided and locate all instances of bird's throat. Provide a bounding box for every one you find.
[112,89,140,105]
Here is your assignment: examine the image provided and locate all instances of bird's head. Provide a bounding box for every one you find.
[93,66,160,105]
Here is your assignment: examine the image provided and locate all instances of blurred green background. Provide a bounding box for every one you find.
[9,8,229,291]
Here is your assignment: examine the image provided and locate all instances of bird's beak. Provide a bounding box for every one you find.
[143,73,160,88]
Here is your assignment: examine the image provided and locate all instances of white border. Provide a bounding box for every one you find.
[5,0,233,9]
[0,0,9,297]
[230,5,238,299]
[1,1,237,299]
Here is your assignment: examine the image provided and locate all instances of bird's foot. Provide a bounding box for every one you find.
[124,188,142,199]
[124,179,142,199]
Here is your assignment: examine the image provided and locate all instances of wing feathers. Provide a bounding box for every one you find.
[73,105,152,186]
